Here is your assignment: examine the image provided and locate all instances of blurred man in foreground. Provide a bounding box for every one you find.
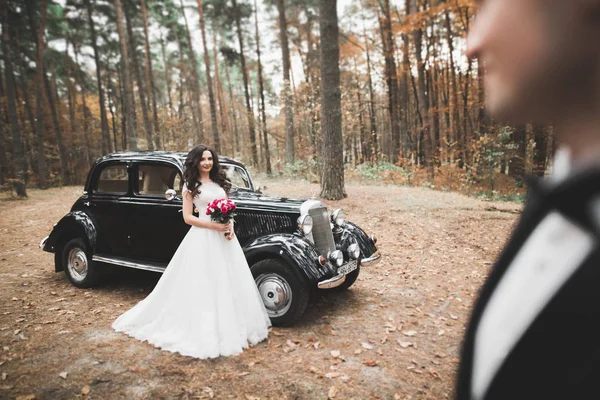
[456,1,600,399]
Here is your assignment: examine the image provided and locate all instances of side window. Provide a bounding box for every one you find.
[95,165,129,195]
[222,165,251,189]
[137,164,182,196]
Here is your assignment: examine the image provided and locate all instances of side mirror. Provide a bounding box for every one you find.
[165,189,177,201]
[254,182,263,194]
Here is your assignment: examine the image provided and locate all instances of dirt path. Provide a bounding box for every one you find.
[0,181,520,400]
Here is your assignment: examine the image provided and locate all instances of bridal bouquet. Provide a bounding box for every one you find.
[206,199,237,236]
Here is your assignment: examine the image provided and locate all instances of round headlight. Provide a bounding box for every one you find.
[331,209,345,226]
[329,250,344,267]
[297,215,313,235]
[347,243,360,260]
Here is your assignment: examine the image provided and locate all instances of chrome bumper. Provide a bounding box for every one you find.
[317,274,346,289]
[361,251,381,264]
[39,236,49,249]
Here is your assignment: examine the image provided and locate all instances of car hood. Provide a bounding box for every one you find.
[230,190,311,213]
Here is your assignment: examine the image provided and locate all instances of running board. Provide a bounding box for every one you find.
[92,255,167,273]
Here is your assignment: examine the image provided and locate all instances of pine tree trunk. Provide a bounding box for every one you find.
[356,80,366,165]
[106,76,119,151]
[232,0,258,166]
[223,58,240,156]
[444,6,460,165]
[379,0,401,163]
[74,46,92,165]
[401,2,412,160]
[303,12,319,158]
[1,0,26,196]
[319,0,345,200]
[0,102,6,186]
[363,25,377,163]
[463,58,473,171]
[477,60,488,139]
[83,0,111,154]
[26,0,48,187]
[212,30,229,150]
[195,0,220,152]
[27,0,70,184]
[44,72,71,184]
[276,0,295,164]
[116,68,126,149]
[254,0,271,174]
[65,33,77,139]
[159,29,174,116]
[114,0,138,150]
[124,3,154,150]
[410,0,434,179]
[17,48,36,144]
[178,1,205,144]
[140,0,160,149]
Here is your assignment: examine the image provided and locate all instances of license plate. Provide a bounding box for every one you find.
[338,260,358,276]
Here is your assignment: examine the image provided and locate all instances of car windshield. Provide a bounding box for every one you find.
[222,164,252,190]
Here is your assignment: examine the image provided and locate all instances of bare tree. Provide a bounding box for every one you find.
[140,0,161,149]
[1,0,26,196]
[276,0,295,164]
[113,0,138,150]
[232,0,258,166]
[319,0,345,200]
[254,0,271,174]
[196,0,220,152]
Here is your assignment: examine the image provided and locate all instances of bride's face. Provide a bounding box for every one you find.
[198,150,213,174]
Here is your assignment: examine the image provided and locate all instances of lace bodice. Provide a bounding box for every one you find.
[184,182,227,221]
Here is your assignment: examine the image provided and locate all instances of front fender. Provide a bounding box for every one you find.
[43,211,98,261]
[335,222,378,261]
[242,233,335,282]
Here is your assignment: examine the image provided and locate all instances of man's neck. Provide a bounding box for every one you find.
[556,116,600,170]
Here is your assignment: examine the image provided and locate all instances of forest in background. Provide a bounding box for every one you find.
[0,0,554,199]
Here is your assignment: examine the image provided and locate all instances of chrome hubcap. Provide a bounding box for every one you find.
[67,248,88,282]
[255,273,293,318]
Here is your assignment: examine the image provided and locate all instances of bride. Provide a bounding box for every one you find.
[112,144,271,358]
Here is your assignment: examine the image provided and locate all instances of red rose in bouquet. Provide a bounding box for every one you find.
[206,199,237,236]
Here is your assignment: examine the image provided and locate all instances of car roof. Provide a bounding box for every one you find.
[94,151,245,169]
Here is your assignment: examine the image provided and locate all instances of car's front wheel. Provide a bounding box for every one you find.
[251,259,310,326]
[60,238,102,288]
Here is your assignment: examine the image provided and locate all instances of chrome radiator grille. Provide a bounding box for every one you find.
[308,207,335,256]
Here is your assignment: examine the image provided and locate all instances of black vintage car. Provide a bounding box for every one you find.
[40,152,380,325]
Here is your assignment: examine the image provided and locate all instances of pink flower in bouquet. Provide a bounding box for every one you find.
[206,199,237,229]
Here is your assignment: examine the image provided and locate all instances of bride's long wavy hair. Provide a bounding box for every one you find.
[183,145,231,197]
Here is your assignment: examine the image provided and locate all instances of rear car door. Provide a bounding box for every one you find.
[87,162,132,257]
[127,161,190,263]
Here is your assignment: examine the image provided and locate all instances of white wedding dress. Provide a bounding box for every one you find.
[112,181,271,358]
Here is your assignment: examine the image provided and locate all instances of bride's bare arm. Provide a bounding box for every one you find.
[182,190,229,232]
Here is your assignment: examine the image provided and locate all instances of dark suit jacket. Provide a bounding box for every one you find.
[455,171,600,400]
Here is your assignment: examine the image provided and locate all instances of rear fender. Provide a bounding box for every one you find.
[43,211,98,272]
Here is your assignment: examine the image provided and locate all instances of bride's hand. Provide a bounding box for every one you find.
[226,223,235,240]
[212,222,230,233]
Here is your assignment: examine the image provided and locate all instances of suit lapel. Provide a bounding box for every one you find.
[455,183,550,398]
[456,169,600,399]
[483,246,600,400]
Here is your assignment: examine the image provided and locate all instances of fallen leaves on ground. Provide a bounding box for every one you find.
[0,182,521,399]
